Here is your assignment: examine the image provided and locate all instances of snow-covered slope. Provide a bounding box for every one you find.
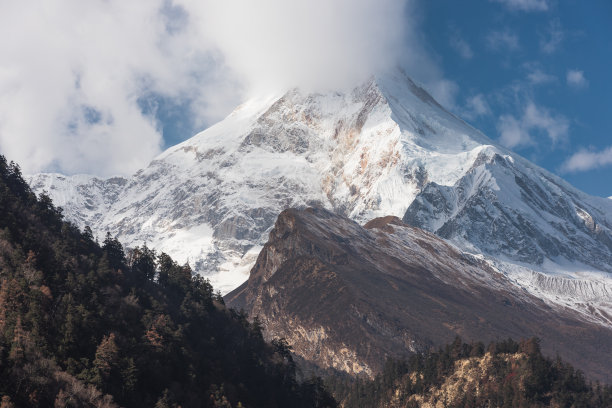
[28,173,127,228]
[27,69,612,318]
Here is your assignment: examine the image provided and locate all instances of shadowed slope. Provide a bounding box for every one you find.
[226,207,612,381]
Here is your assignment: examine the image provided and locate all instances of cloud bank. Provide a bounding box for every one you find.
[192,0,408,94]
[462,94,491,120]
[523,63,556,85]
[539,20,564,54]
[0,0,416,176]
[563,147,612,173]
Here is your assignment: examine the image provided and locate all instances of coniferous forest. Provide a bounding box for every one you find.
[0,154,335,407]
[1,153,611,407]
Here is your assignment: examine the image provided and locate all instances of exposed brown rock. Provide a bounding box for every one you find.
[226,207,612,381]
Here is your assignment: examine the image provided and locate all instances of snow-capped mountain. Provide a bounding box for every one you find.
[27,69,612,319]
[29,173,127,228]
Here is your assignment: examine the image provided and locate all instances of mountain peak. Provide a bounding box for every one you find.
[27,69,612,315]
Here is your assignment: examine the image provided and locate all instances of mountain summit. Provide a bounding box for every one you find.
[28,69,612,320]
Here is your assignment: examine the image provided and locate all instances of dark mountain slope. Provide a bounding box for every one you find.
[0,155,335,407]
[226,207,612,381]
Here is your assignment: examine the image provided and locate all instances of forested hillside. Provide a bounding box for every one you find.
[329,337,612,408]
[0,154,335,407]
[2,152,611,407]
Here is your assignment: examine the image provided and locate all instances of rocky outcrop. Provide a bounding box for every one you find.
[226,208,612,381]
[404,150,612,271]
[27,173,127,228]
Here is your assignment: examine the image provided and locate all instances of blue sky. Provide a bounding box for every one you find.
[416,0,612,196]
[0,0,609,197]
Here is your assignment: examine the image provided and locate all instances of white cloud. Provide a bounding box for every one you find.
[525,65,556,85]
[566,69,589,89]
[190,0,409,94]
[486,30,520,51]
[490,0,549,12]
[562,147,612,172]
[522,103,569,143]
[425,79,460,111]
[0,0,232,176]
[498,115,531,147]
[449,31,473,59]
[527,70,556,85]
[497,101,569,148]
[462,94,491,120]
[0,0,415,176]
[540,20,564,54]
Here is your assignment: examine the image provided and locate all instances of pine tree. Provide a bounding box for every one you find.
[94,333,119,381]
[129,244,156,281]
[0,279,8,335]
[9,316,26,362]
[120,357,138,396]
[102,232,125,270]
[145,315,173,350]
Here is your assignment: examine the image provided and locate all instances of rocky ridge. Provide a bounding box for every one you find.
[225,207,612,381]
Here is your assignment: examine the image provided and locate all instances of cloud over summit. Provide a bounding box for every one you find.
[0,0,411,176]
[194,0,409,93]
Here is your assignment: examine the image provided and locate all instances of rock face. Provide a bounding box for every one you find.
[403,150,612,271]
[28,173,127,228]
[27,69,612,312]
[225,208,612,381]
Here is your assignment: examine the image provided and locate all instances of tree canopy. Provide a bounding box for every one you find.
[0,154,335,408]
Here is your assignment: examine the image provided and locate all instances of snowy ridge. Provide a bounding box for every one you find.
[27,173,127,228]
[405,150,612,270]
[27,69,612,322]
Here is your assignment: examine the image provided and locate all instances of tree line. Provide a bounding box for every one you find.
[327,336,612,407]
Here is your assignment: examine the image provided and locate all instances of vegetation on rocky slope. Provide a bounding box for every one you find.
[328,337,612,408]
[0,154,335,407]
